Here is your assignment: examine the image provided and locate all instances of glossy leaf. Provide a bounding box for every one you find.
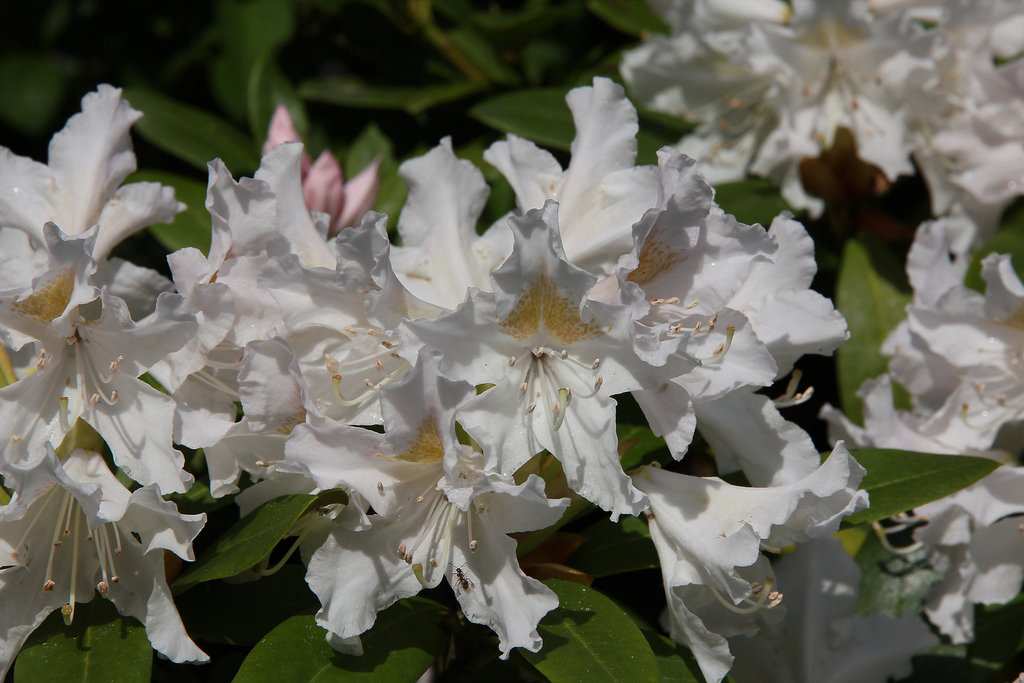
[643,630,705,683]
[523,580,660,682]
[232,598,448,682]
[835,237,910,425]
[14,599,152,683]
[843,449,1001,527]
[299,77,486,116]
[130,170,211,255]
[586,0,669,37]
[570,515,658,577]
[123,88,258,175]
[174,493,342,593]
[471,88,575,151]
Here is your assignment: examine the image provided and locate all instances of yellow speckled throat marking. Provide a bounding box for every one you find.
[626,236,686,286]
[499,271,602,344]
[12,268,75,323]
[395,413,445,463]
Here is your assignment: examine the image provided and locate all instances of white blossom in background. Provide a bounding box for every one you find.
[0,448,207,677]
[820,216,1024,644]
[622,0,933,214]
[728,537,938,683]
[0,84,182,261]
[633,442,868,683]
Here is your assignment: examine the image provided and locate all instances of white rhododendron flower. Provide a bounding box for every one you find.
[485,77,661,276]
[728,538,938,683]
[0,225,196,494]
[404,203,696,518]
[0,85,182,260]
[634,442,868,683]
[282,354,567,658]
[0,448,207,676]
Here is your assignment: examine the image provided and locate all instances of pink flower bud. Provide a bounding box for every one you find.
[334,157,382,235]
[304,150,345,229]
[263,105,311,176]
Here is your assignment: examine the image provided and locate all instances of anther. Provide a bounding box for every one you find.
[594,376,603,392]
[430,557,438,567]
[375,359,384,372]
[527,402,536,414]
[398,543,407,557]
[377,481,384,494]
[508,356,516,367]
[325,355,339,374]
[43,579,56,591]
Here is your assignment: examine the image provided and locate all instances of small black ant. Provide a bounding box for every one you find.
[453,566,475,591]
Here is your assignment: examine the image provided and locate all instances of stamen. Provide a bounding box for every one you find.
[700,326,735,365]
[773,370,815,408]
[63,509,81,626]
[43,493,74,590]
[709,577,780,614]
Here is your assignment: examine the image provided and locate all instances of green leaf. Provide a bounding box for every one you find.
[0,52,67,136]
[174,492,342,593]
[300,77,486,116]
[123,88,258,175]
[232,598,448,682]
[712,177,792,229]
[586,0,669,37]
[448,27,522,86]
[209,0,295,122]
[570,516,658,578]
[177,565,318,646]
[843,449,1001,527]
[523,580,660,682]
[968,593,1024,681]
[129,170,211,255]
[14,599,152,683]
[471,88,574,151]
[617,422,670,470]
[643,630,705,683]
[835,237,910,425]
[247,49,308,142]
[854,531,943,618]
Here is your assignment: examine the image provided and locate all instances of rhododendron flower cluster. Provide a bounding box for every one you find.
[0,20,1016,675]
